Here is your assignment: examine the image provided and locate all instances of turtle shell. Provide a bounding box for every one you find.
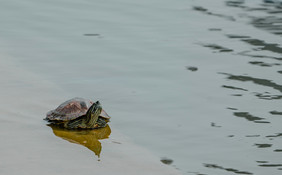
[46,97,110,122]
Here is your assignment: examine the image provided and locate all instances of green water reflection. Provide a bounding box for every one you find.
[48,125,111,158]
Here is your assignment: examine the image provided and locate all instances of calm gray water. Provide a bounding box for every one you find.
[0,0,282,175]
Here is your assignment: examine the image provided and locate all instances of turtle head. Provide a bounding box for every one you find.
[86,101,102,128]
[91,101,102,111]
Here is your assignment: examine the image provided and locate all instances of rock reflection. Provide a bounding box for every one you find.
[48,124,111,158]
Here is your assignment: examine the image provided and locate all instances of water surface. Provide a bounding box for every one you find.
[0,0,282,175]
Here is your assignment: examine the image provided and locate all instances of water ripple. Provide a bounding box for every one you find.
[201,43,233,53]
[204,163,253,175]
[233,112,270,123]
[249,61,281,67]
[242,38,282,54]
[251,17,282,36]
[269,110,282,115]
[221,73,282,93]
[193,6,236,21]
[254,143,272,148]
[222,85,248,91]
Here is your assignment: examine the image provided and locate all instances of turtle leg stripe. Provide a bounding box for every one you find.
[65,117,85,129]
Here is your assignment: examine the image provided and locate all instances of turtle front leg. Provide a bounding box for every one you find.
[64,117,87,129]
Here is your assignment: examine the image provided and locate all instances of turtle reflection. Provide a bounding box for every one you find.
[48,124,111,158]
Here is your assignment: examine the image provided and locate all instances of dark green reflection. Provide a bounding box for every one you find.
[242,38,282,54]
[160,158,173,165]
[238,51,282,61]
[221,73,282,93]
[202,44,233,52]
[258,164,282,167]
[204,163,253,175]
[226,34,250,39]
[225,0,245,8]
[48,124,111,158]
[222,85,248,91]
[248,61,280,67]
[193,6,236,21]
[251,17,282,37]
[266,133,282,138]
[254,144,272,148]
[254,93,282,100]
[269,111,282,115]
[233,112,270,123]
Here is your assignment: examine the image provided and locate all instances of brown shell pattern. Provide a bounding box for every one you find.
[46,97,94,121]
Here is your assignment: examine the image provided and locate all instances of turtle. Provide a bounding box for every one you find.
[45,97,110,129]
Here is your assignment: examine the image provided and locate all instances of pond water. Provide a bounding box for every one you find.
[0,0,282,175]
